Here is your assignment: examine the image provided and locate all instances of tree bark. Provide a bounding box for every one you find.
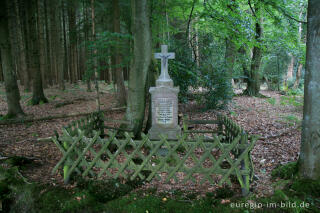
[285,55,294,87]
[125,0,152,137]
[299,0,320,180]
[244,2,263,96]
[56,0,64,89]
[44,0,53,86]
[293,63,302,89]
[145,59,157,133]
[7,0,19,86]
[48,0,63,86]
[225,38,236,86]
[0,58,3,82]
[28,0,48,105]
[68,0,78,84]
[0,0,24,117]
[62,0,68,89]
[91,0,101,111]
[83,0,91,91]
[112,0,127,106]
[37,0,47,89]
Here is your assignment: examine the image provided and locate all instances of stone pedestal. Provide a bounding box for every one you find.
[148,80,181,140]
[148,44,181,140]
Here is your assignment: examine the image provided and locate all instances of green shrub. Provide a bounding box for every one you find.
[199,63,233,109]
[267,97,276,106]
[271,162,298,180]
[280,96,303,107]
[290,179,320,197]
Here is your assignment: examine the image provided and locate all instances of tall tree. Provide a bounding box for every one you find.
[112,0,127,106]
[56,0,64,90]
[293,1,305,90]
[68,0,78,84]
[91,0,100,111]
[125,0,152,137]
[37,0,47,88]
[14,0,29,91]
[293,63,303,89]
[28,0,47,105]
[0,0,24,117]
[298,0,320,180]
[285,54,294,86]
[244,0,263,96]
[44,0,53,86]
[62,0,68,89]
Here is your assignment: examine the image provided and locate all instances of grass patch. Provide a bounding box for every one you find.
[267,97,276,106]
[280,96,303,108]
[279,115,301,127]
[271,162,298,180]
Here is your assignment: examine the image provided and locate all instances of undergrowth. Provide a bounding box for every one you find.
[1,161,319,213]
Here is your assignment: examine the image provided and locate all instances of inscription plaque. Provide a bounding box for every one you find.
[156,98,173,124]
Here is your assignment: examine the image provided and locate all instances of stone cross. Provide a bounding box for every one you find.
[154,45,175,81]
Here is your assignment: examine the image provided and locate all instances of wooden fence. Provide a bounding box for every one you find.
[52,112,258,196]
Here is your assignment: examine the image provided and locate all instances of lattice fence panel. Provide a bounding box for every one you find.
[52,128,258,195]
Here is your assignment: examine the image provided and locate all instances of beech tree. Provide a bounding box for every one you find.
[0,0,25,118]
[112,0,127,106]
[125,0,152,137]
[298,0,320,180]
[244,0,263,96]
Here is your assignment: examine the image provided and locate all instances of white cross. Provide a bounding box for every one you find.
[154,45,175,81]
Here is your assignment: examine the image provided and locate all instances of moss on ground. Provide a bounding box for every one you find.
[0,165,140,213]
[1,162,320,213]
[271,162,298,180]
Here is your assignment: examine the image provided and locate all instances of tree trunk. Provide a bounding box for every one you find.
[68,0,78,84]
[299,0,320,180]
[91,0,100,111]
[225,38,236,86]
[48,0,58,84]
[56,1,64,89]
[62,0,68,89]
[0,0,24,118]
[37,0,47,89]
[44,0,53,86]
[83,0,91,91]
[28,0,48,105]
[293,63,302,89]
[112,0,127,106]
[7,0,19,86]
[285,55,294,87]
[244,3,263,96]
[145,59,157,133]
[125,0,152,137]
[14,0,28,91]
[0,58,3,82]
[24,0,33,91]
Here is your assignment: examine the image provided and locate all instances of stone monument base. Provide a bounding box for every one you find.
[148,126,181,140]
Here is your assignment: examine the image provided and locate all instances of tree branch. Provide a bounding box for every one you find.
[186,0,196,39]
[248,0,257,18]
[264,0,307,24]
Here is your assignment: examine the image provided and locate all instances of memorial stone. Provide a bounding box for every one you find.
[148,45,181,140]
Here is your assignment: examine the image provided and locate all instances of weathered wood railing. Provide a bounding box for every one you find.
[180,114,256,195]
[52,113,258,196]
[57,111,104,138]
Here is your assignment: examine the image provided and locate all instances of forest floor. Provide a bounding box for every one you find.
[0,82,303,199]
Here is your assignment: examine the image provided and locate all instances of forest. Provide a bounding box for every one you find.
[0,0,320,212]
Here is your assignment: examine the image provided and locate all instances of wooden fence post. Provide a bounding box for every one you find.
[240,131,250,196]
